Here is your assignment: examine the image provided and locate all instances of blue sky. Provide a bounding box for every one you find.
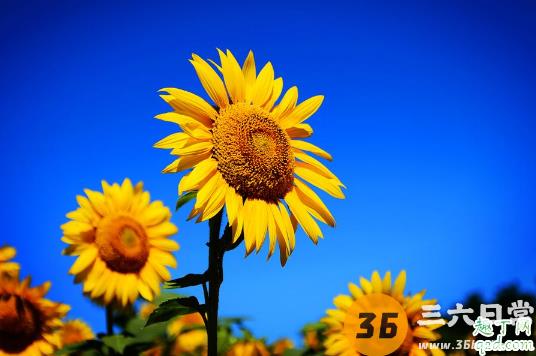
[1,0,535,344]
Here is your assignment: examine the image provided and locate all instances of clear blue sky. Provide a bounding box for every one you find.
[1,0,535,344]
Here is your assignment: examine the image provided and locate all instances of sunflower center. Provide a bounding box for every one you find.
[0,294,41,353]
[212,103,294,202]
[95,215,149,273]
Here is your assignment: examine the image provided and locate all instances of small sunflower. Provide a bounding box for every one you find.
[139,304,207,355]
[57,319,94,348]
[271,338,294,355]
[155,49,344,265]
[0,246,19,279]
[61,179,179,306]
[322,271,445,356]
[227,340,269,356]
[168,313,207,355]
[0,276,69,355]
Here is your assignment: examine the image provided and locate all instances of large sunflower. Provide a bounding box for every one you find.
[155,49,344,265]
[0,276,69,355]
[61,179,179,306]
[0,246,19,279]
[322,271,445,356]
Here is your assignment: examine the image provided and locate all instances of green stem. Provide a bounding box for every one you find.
[207,211,223,356]
[105,305,114,335]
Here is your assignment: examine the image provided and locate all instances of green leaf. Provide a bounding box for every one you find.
[153,291,183,305]
[101,334,133,354]
[146,296,202,326]
[55,340,104,355]
[283,349,304,356]
[302,321,327,332]
[164,272,208,289]
[176,191,197,211]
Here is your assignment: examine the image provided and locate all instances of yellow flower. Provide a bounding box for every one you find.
[57,319,94,347]
[303,329,322,352]
[156,50,344,265]
[140,305,207,355]
[322,271,445,356]
[271,338,294,355]
[168,313,207,355]
[227,340,269,356]
[61,179,179,306]
[139,302,157,319]
[0,246,19,279]
[0,276,69,355]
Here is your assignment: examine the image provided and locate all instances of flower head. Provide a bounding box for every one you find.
[156,50,344,265]
[271,338,294,355]
[62,179,179,306]
[227,340,269,356]
[0,246,19,279]
[57,319,94,347]
[0,276,69,355]
[322,271,445,356]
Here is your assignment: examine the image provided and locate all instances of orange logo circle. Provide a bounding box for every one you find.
[342,293,408,355]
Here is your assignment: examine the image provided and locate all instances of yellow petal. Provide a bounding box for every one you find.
[284,188,322,243]
[178,158,218,195]
[294,178,335,227]
[348,283,364,299]
[278,202,296,252]
[69,247,97,275]
[271,86,298,120]
[146,221,178,237]
[194,172,223,210]
[156,112,211,139]
[137,280,154,302]
[252,62,274,107]
[225,186,242,225]
[0,246,16,261]
[242,50,256,102]
[286,123,313,138]
[150,249,177,268]
[291,139,332,161]
[371,271,383,293]
[200,179,227,221]
[149,237,179,251]
[294,164,345,199]
[280,95,324,129]
[162,151,212,173]
[159,88,216,127]
[242,200,257,254]
[294,150,342,184]
[264,77,283,110]
[360,277,373,294]
[382,271,392,293]
[218,49,246,103]
[191,54,229,108]
[253,200,269,252]
[392,270,407,297]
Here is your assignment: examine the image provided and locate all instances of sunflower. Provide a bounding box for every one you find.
[0,246,19,279]
[322,271,445,356]
[57,319,94,348]
[226,340,270,356]
[169,313,207,355]
[155,50,344,265]
[61,179,179,306]
[0,276,69,355]
[139,304,207,355]
[271,338,294,355]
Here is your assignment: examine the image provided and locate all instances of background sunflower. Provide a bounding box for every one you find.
[62,179,179,306]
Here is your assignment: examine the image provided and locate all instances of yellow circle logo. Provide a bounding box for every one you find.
[342,293,408,355]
